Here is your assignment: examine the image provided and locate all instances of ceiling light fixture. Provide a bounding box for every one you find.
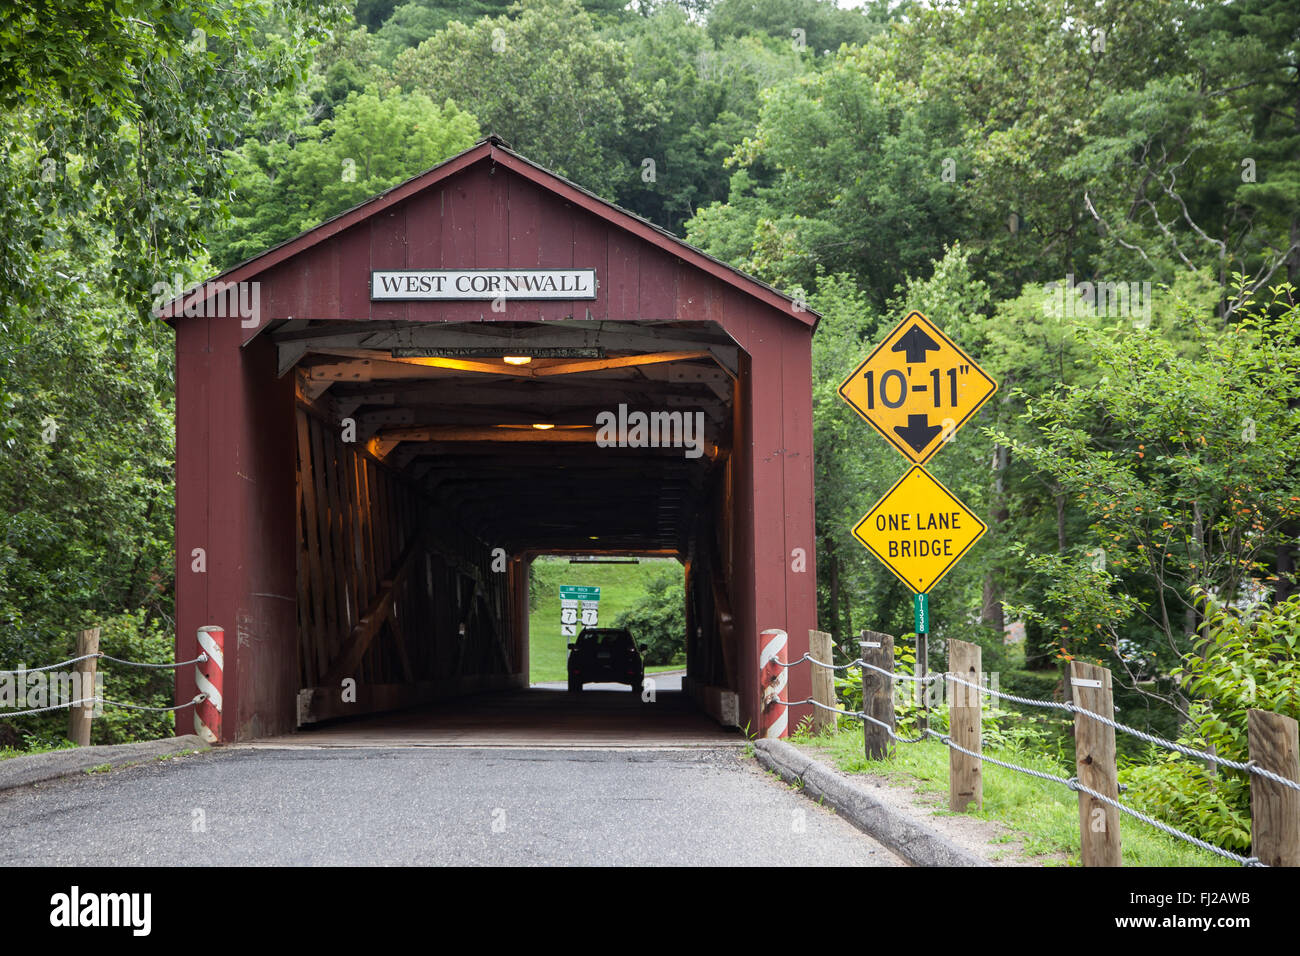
[503,355,532,365]
[531,423,555,430]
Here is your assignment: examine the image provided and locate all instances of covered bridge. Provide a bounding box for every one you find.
[161,135,818,742]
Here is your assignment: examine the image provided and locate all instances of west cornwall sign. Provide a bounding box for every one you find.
[370,269,597,300]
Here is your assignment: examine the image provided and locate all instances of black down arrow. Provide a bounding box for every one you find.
[891,323,941,364]
[894,414,943,453]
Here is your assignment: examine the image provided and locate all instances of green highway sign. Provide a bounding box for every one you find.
[559,585,601,636]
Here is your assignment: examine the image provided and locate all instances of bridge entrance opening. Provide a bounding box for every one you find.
[280,318,742,743]
[525,553,685,690]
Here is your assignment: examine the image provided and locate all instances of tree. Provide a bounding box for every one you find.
[996,284,1300,715]
[685,44,969,303]
[612,8,804,231]
[613,572,686,665]
[393,0,644,201]
[705,0,887,56]
[211,88,479,267]
[0,0,343,751]
[0,0,347,315]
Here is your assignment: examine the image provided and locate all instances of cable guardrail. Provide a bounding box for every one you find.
[777,653,944,682]
[1,695,207,719]
[0,652,207,676]
[930,730,1262,867]
[777,696,931,743]
[774,647,1297,866]
[942,672,1300,794]
[782,651,1300,794]
[2,650,210,721]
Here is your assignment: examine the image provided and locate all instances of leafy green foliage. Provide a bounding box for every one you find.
[998,289,1300,691]
[393,0,641,201]
[211,87,479,267]
[686,45,969,300]
[0,0,348,316]
[706,0,887,54]
[612,571,686,665]
[0,0,342,752]
[4,610,182,748]
[1120,593,1300,852]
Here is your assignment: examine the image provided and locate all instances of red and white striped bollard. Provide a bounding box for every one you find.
[194,625,224,743]
[759,627,788,739]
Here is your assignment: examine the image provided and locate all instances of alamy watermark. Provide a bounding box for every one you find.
[0,668,104,715]
[49,886,150,936]
[595,404,707,460]
[150,274,261,328]
[897,670,1003,711]
[1043,274,1152,327]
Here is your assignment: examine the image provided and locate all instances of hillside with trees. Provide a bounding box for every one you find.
[0,0,1296,859]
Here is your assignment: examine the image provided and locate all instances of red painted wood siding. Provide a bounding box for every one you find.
[243,165,783,330]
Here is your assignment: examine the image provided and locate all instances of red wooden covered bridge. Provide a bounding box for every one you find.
[161,135,818,743]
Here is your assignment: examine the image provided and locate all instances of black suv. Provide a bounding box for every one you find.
[567,628,646,693]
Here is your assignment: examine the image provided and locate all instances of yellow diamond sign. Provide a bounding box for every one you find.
[838,310,997,464]
[852,466,987,594]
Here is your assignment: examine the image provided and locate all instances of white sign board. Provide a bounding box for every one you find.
[560,587,600,638]
[370,269,597,301]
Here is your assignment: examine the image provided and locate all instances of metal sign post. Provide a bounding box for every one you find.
[914,593,929,732]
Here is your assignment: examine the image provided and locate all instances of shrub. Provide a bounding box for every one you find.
[1,610,176,750]
[1119,592,1300,853]
[612,571,685,665]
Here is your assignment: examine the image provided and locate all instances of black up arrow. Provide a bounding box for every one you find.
[894,414,942,453]
[892,323,941,364]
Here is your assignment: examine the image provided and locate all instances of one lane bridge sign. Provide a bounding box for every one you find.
[838,310,997,464]
[851,466,987,593]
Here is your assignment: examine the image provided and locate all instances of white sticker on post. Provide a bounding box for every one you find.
[1072,678,1102,688]
[861,641,881,648]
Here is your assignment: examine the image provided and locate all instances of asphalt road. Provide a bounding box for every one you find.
[0,747,903,866]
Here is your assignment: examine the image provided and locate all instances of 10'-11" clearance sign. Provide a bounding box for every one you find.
[839,311,996,594]
[838,311,997,465]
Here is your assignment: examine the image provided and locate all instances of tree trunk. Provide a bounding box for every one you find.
[1055,485,1067,553]
[980,444,1010,634]
[1281,140,1300,600]
[827,541,841,643]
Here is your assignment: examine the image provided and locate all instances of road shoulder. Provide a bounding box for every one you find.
[0,735,209,792]
[754,738,1013,867]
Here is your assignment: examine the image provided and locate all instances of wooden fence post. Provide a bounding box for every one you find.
[1247,709,1300,867]
[860,630,894,759]
[67,627,100,746]
[948,639,982,811]
[1071,661,1121,866]
[808,630,836,735]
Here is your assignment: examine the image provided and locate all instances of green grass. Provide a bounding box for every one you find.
[0,738,78,761]
[155,749,202,762]
[527,556,685,683]
[792,724,1232,867]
